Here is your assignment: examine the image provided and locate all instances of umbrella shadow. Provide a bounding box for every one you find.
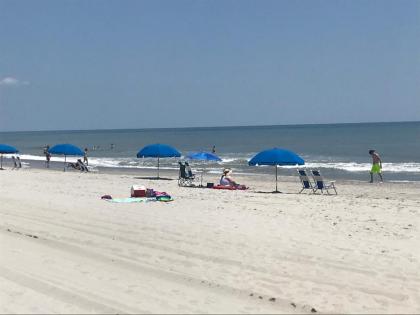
[254,190,300,195]
[134,176,174,181]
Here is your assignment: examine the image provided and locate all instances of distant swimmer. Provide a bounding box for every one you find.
[369,149,383,183]
[110,143,115,150]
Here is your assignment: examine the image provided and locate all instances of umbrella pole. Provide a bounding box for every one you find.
[0,154,3,170]
[64,155,66,172]
[157,157,160,179]
[274,165,281,193]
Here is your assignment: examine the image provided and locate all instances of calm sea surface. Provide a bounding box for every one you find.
[1,122,420,181]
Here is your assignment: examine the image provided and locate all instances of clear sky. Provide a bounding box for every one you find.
[0,0,419,131]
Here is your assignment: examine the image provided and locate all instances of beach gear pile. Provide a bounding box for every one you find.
[101,185,173,203]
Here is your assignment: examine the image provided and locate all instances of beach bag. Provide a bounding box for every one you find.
[146,188,155,197]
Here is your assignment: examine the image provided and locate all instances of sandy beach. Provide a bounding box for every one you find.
[1,168,419,314]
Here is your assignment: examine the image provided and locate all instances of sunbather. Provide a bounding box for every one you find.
[220,168,245,188]
[184,162,194,178]
[68,159,89,172]
[77,159,89,172]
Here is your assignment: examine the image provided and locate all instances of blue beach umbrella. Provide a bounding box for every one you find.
[187,151,222,186]
[137,143,181,178]
[249,148,304,193]
[0,144,19,170]
[48,144,84,171]
[186,151,222,162]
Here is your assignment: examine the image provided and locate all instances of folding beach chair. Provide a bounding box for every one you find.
[178,162,197,187]
[311,170,337,195]
[297,169,316,193]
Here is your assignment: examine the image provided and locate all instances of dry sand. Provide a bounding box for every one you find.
[1,168,419,314]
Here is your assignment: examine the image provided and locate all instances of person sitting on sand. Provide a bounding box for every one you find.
[220,168,245,188]
[77,159,89,172]
[67,159,89,172]
[184,162,194,178]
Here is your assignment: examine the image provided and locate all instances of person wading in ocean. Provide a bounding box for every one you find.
[369,149,383,183]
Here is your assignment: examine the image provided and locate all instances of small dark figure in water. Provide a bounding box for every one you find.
[369,149,383,183]
[110,143,115,150]
[212,145,216,154]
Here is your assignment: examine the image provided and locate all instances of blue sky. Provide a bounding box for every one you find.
[0,0,419,131]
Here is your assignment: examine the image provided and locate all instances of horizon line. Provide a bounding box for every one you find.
[1,119,420,134]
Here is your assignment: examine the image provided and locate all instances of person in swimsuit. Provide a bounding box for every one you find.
[369,149,383,183]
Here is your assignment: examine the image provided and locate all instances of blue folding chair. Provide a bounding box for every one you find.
[297,169,316,193]
[311,170,337,195]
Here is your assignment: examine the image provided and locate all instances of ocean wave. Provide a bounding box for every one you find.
[302,162,420,173]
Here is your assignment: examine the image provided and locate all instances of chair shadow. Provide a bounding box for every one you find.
[133,176,174,181]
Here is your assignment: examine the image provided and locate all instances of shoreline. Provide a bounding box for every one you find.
[3,155,420,184]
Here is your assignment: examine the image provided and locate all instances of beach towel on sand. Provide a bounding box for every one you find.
[212,185,248,190]
[101,194,173,203]
[101,189,173,203]
[107,197,156,203]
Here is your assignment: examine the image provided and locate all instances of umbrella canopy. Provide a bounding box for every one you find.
[48,144,84,171]
[136,143,181,179]
[186,151,222,162]
[0,144,19,154]
[48,144,84,156]
[186,151,222,187]
[137,143,181,158]
[249,148,304,192]
[0,144,19,169]
[249,148,304,166]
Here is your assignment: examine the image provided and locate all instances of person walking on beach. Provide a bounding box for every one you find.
[12,156,17,169]
[16,156,22,168]
[44,145,51,168]
[212,145,216,154]
[369,149,383,183]
[83,147,89,166]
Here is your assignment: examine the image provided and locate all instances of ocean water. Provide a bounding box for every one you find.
[1,122,420,181]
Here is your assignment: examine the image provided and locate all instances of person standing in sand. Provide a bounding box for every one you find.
[83,148,89,166]
[369,149,383,183]
[44,145,51,168]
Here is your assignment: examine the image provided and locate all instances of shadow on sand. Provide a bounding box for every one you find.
[134,176,175,181]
